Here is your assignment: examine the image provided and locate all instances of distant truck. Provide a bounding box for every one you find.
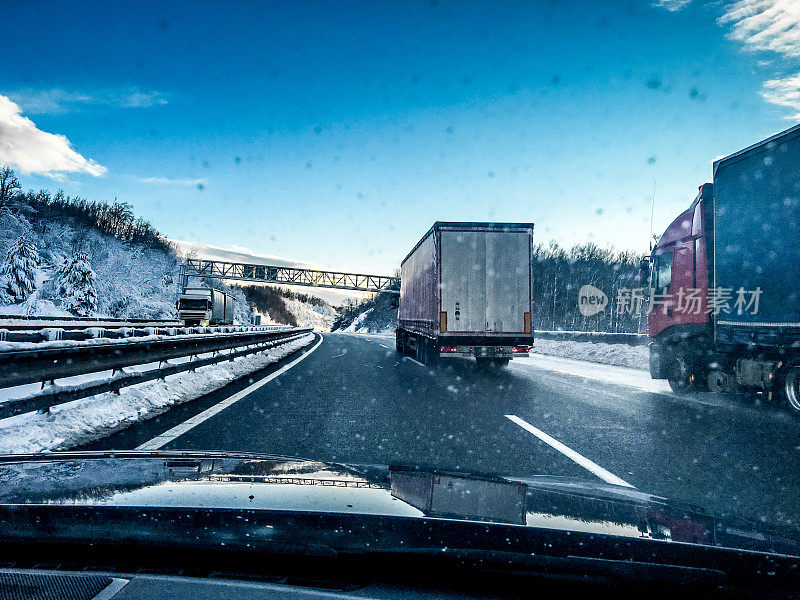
[177,287,235,326]
[397,222,534,366]
[645,124,800,410]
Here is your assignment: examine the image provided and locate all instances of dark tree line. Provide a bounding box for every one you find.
[236,285,301,327]
[335,247,647,334]
[0,168,171,253]
[533,241,647,333]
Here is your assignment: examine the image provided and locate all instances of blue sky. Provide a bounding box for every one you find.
[1,0,798,274]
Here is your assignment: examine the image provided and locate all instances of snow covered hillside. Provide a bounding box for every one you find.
[238,284,337,331]
[333,291,397,334]
[0,172,334,327]
[0,192,181,319]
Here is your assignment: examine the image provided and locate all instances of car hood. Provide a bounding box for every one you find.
[0,450,798,558]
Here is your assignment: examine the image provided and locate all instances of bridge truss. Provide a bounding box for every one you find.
[181,258,399,294]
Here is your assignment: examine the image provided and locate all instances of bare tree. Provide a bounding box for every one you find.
[0,166,21,210]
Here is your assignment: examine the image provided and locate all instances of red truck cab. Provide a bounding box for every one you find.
[647,184,713,389]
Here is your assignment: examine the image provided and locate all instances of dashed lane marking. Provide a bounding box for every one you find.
[504,414,635,488]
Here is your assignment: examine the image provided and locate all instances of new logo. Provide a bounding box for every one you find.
[578,284,608,317]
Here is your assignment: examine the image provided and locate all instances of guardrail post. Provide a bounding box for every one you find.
[158,360,169,379]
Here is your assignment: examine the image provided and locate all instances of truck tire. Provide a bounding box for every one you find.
[395,330,405,354]
[706,369,732,394]
[781,367,800,413]
[419,337,438,366]
[666,350,702,393]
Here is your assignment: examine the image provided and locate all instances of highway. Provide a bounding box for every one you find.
[85,332,800,529]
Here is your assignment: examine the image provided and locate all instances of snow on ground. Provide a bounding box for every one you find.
[339,330,647,370]
[531,338,648,370]
[344,308,373,332]
[510,353,671,394]
[0,333,314,454]
[286,297,336,331]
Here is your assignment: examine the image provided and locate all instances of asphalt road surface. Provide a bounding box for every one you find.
[86,332,800,529]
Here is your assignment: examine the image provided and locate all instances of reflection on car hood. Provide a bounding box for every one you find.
[0,450,798,557]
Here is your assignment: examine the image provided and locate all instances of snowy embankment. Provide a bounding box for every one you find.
[344,308,374,332]
[531,338,648,370]
[0,333,314,454]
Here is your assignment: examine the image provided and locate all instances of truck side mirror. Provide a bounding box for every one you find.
[639,258,651,287]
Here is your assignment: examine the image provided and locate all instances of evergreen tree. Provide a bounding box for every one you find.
[56,252,98,316]
[1,236,39,302]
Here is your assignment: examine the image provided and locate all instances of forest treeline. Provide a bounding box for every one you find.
[1,166,170,253]
[533,241,647,333]
[335,242,648,334]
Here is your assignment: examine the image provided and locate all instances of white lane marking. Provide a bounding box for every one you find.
[136,335,324,450]
[504,414,635,488]
[406,357,426,367]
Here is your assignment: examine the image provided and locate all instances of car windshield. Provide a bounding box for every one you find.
[2,0,800,574]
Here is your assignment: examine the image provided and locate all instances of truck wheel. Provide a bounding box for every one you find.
[706,370,732,394]
[781,367,800,413]
[420,337,438,367]
[666,353,701,393]
[415,335,426,364]
[395,330,405,354]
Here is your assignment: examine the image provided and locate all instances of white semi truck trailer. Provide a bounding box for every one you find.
[397,222,534,367]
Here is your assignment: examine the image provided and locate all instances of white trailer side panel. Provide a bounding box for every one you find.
[399,230,439,337]
[211,290,225,323]
[224,293,235,324]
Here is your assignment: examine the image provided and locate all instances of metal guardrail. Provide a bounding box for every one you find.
[0,315,181,330]
[0,323,283,343]
[0,327,313,419]
[534,330,648,346]
[0,314,179,323]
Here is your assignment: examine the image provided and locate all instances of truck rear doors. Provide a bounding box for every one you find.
[439,227,531,334]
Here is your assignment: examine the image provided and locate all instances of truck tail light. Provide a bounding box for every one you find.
[440,346,458,353]
[512,346,529,353]
[524,312,532,334]
[439,311,447,333]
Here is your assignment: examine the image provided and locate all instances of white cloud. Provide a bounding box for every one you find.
[761,73,800,119]
[716,0,800,119]
[7,88,168,115]
[139,176,206,186]
[0,94,107,178]
[654,0,800,119]
[652,0,692,12]
[719,0,800,58]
